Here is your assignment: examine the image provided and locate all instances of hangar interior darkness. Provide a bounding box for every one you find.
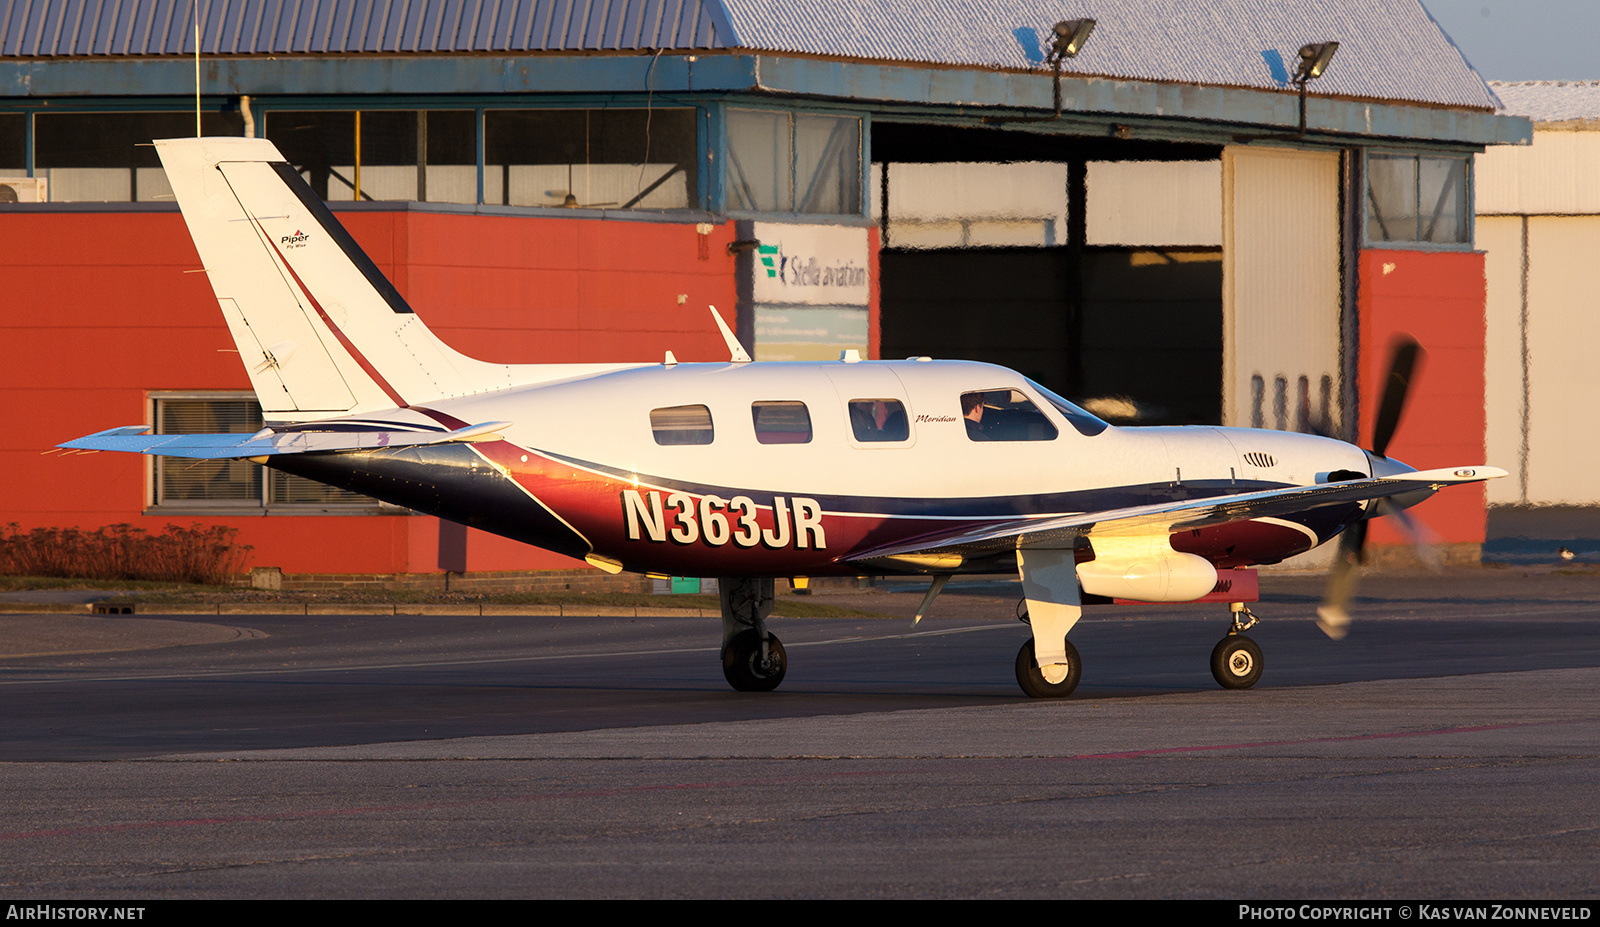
[873,123,1225,425]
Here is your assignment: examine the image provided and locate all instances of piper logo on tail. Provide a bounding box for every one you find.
[281,230,310,249]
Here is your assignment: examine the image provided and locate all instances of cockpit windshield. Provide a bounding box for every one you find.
[1025,378,1110,437]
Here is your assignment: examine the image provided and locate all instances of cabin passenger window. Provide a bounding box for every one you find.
[651,405,714,445]
[752,401,812,444]
[848,399,909,443]
[960,390,1059,442]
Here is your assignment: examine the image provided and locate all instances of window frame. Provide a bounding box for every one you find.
[145,391,392,515]
[723,105,866,219]
[1363,149,1475,251]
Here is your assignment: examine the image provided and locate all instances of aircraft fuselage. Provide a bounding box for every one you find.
[270,357,1373,579]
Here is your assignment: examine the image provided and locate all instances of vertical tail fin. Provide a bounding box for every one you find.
[157,136,510,419]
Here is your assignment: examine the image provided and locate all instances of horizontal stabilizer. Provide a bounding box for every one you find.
[59,421,511,460]
[846,466,1507,566]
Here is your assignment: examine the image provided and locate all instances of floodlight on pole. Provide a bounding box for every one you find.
[1049,19,1096,62]
[1046,19,1096,117]
[1292,41,1338,135]
[1294,42,1339,84]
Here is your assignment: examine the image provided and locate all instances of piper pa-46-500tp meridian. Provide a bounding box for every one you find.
[62,137,1504,697]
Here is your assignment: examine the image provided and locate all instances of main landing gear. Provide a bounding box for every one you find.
[1015,599,1265,697]
[1015,637,1082,698]
[719,577,787,692]
[1013,595,1083,699]
[1210,602,1264,690]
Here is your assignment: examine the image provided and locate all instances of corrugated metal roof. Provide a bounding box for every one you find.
[720,0,1498,110]
[0,0,734,56]
[1491,81,1600,124]
[0,0,1498,110]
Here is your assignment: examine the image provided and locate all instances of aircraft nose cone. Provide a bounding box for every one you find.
[1366,450,1433,512]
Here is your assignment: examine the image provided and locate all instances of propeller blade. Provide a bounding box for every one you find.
[1317,521,1365,639]
[1316,505,1441,640]
[1320,336,1438,638]
[1382,503,1442,571]
[1370,337,1423,458]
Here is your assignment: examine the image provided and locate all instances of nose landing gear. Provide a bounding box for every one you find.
[1211,602,1263,689]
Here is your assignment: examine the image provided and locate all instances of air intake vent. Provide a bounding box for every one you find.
[1243,452,1277,468]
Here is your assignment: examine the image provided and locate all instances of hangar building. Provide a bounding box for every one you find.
[0,0,1530,578]
[1476,80,1600,561]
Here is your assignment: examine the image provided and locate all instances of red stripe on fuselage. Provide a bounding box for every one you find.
[456,441,1338,579]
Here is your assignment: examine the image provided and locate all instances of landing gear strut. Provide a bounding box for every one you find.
[718,577,786,692]
[1210,602,1263,689]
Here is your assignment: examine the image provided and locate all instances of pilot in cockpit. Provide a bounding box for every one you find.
[962,392,988,440]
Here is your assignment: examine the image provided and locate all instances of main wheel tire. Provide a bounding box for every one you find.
[1014,638,1082,698]
[722,629,787,692]
[1211,634,1263,689]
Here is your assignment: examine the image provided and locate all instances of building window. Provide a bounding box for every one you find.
[485,108,698,209]
[727,109,862,216]
[1366,152,1470,246]
[0,113,23,171]
[265,110,478,204]
[0,113,29,202]
[151,395,373,511]
[31,112,243,202]
[751,401,812,444]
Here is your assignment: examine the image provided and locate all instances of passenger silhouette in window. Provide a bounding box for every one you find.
[848,399,909,443]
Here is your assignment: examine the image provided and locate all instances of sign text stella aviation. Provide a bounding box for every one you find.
[751,223,870,307]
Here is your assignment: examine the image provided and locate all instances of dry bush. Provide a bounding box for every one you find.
[0,523,251,585]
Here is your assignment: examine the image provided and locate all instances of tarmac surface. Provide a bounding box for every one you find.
[2,568,1598,899]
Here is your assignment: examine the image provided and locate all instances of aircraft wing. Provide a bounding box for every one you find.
[58,421,511,459]
[846,466,1506,567]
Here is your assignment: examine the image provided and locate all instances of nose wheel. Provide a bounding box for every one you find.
[1211,633,1263,689]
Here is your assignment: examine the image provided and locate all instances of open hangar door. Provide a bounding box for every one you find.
[874,123,1226,425]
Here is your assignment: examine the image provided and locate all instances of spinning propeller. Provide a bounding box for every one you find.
[1316,337,1434,640]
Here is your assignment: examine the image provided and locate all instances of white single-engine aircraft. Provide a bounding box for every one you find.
[63,137,1504,697]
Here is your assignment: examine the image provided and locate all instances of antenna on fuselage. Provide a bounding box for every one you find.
[708,305,751,363]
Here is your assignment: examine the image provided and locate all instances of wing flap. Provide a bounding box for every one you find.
[846,466,1506,565]
[59,421,511,459]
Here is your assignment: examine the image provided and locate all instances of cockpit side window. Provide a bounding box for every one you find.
[752,401,812,444]
[1024,378,1110,436]
[651,404,714,445]
[848,399,909,443]
[960,389,1059,442]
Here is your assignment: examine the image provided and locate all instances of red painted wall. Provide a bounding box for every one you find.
[1,208,739,574]
[1356,249,1488,547]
